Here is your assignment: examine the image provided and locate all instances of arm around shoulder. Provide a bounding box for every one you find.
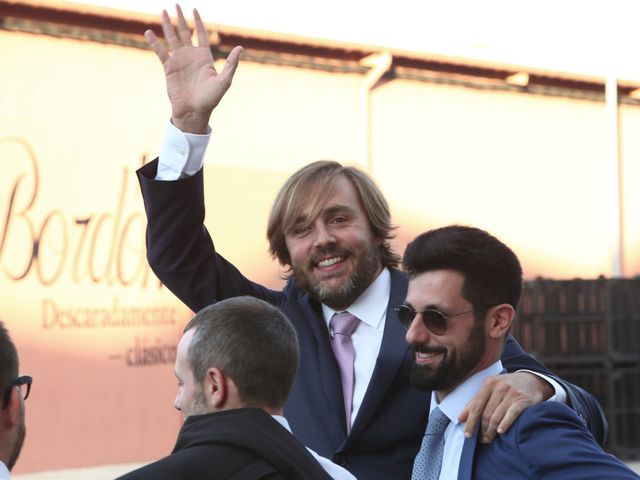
[500,334,607,444]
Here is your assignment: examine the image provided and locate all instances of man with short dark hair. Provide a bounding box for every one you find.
[0,321,32,479]
[402,226,637,479]
[137,6,606,479]
[118,296,353,480]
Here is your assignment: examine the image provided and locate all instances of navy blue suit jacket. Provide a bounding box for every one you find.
[137,160,607,480]
[458,402,636,479]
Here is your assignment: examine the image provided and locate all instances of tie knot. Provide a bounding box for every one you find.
[426,407,450,436]
[330,312,360,336]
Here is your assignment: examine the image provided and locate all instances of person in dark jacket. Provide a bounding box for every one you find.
[402,226,637,479]
[117,297,353,480]
[137,6,606,479]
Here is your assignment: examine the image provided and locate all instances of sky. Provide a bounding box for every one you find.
[69,0,640,82]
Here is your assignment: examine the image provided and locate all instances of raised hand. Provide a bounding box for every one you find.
[144,5,243,134]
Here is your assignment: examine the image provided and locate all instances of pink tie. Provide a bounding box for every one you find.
[330,311,360,431]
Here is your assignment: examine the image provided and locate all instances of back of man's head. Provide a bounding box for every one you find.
[0,322,18,405]
[403,225,523,313]
[184,297,299,411]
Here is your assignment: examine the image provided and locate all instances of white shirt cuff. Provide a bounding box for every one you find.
[518,369,567,404]
[156,120,212,181]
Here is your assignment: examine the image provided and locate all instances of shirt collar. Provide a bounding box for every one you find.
[321,267,391,329]
[0,460,10,480]
[272,415,292,433]
[431,360,504,425]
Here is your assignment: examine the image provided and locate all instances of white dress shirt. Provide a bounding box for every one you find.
[431,361,505,480]
[0,460,10,480]
[273,416,357,480]
[155,121,210,181]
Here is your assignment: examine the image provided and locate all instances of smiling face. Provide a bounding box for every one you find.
[284,176,383,310]
[405,269,490,399]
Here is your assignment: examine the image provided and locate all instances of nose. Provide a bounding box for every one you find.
[313,221,335,248]
[405,314,430,345]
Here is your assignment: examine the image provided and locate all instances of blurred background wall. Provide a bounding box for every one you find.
[0,0,638,475]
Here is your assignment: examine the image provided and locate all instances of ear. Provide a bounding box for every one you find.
[486,304,515,339]
[1,388,21,430]
[204,367,228,409]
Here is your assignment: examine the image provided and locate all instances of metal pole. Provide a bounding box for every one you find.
[605,77,624,277]
[359,52,392,174]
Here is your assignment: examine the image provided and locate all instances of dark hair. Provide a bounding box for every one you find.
[184,297,299,410]
[0,321,19,399]
[403,225,523,312]
[267,160,400,271]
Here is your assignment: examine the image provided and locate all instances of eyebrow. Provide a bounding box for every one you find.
[294,204,357,224]
[404,302,444,311]
[323,204,357,216]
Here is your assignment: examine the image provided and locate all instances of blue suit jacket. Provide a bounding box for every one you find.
[458,402,635,480]
[137,160,607,480]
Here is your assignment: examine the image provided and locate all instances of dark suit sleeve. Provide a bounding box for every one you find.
[137,160,282,313]
[507,403,636,479]
[500,334,608,445]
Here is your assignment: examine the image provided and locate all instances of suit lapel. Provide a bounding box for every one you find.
[349,269,410,438]
[458,424,480,480]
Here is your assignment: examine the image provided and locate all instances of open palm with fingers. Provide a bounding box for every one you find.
[144,5,243,134]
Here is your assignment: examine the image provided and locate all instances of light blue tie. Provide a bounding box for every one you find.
[412,407,451,480]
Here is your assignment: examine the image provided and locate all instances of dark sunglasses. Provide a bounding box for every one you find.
[394,305,473,335]
[2,375,32,409]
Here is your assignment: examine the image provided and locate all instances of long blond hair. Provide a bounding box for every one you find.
[267,160,400,272]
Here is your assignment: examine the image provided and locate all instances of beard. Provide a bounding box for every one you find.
[293,241,382,310]
[410,318,487,393]
[182,385,209,419]
[7,404,25,471]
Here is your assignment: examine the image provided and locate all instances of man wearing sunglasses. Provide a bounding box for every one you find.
[402,226,636,479]
[137,6,605,479]
[0,321,32,479]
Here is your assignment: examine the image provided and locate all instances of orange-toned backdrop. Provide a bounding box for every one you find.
[1,12,639,474]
